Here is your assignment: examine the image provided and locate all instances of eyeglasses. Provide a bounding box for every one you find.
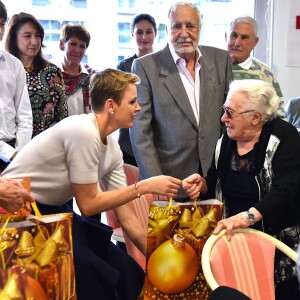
[221,105,255,119]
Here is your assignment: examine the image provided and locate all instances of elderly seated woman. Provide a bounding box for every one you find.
[183,79,300,300]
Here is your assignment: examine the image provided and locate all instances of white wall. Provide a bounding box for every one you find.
[273,0,300,103]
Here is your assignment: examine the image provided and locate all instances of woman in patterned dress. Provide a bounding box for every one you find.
[4,12,68,137]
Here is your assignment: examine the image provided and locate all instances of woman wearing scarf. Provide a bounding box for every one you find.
[59,23,95,115]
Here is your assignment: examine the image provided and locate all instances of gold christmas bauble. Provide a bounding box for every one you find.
[147,234,198,294]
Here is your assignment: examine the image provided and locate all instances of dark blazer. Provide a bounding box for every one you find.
[117,54,137,73]
[117,54,138,160]
[130,44,233,197]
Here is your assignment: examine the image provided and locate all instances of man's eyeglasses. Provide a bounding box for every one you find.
[221,105,255,119]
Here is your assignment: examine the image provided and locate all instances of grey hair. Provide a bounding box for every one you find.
[228,79,279,123]
[230,16,258,37]
[168,2,201,26]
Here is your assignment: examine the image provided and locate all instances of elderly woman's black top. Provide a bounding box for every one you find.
[221,146,260,227]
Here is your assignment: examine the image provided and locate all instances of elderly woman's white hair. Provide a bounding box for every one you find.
[228,79,279,123]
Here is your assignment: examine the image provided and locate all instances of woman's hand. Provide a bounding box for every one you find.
[182,173,207,200]
[213,208,262,240]
[141,175,182,198]
[0,178,34,213]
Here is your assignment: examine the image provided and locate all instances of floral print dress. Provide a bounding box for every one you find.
[26,62,68,137]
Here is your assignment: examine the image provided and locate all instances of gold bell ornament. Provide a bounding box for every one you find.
[15,231,35,257]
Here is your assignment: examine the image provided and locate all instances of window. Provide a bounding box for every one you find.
[39,20,60,30]
[118,23,131,44]
[44,33,60,42]
[70,0,87,8]
[157,24,167,45]
[119,0,135,8]
[32,0,50,6]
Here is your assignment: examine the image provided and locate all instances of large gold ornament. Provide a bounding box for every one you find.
[147,234,198,294]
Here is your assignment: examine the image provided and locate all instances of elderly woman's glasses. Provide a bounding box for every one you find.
[221,105,255,119]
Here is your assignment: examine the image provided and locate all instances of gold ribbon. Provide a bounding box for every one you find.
[148,204,181,247]
[178,204,218,238]
[0,216,18,270]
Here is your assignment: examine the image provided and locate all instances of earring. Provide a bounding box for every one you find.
[111,111,114,115]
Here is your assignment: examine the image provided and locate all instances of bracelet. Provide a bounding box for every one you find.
[245,210,256,225]
[134,182,141,199]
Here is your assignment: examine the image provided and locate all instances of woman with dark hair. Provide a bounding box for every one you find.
[117,13,157,72]
[4,12,68,137]
[117,13,157,166]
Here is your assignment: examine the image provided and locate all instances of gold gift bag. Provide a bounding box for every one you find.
[143,199,223,300]
[0,210,76,300]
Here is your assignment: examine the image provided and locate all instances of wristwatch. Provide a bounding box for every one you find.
[245,210,256,225]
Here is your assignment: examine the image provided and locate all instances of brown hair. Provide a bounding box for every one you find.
[4,12,47,72]
[0,1,7,21]
[61,24,91,48]
[90,68,140,112]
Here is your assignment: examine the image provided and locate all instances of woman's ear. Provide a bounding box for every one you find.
[59,39,65,51]
[251,112,262,126]
[105,99,115,114]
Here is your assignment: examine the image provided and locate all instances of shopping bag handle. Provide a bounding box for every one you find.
[0,200,42,230]
[31,201,42,218]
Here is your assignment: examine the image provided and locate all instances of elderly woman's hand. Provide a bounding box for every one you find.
[182,173,207,200]
[213,208,262,240]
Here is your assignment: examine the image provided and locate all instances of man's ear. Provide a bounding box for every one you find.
[59,39,65,51]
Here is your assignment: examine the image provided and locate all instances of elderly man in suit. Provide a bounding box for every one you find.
[130,2,233,200]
